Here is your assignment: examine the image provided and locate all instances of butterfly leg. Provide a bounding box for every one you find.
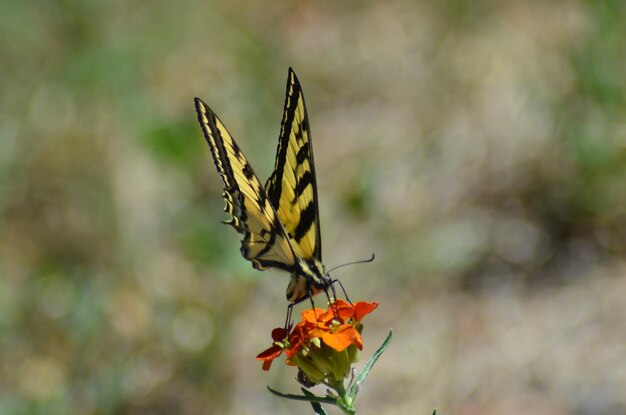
[331,278,352,305]
[284,303,294,331]
[284,292,315,330]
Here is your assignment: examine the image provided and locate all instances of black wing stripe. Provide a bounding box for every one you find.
[267,73,301,209]
[293,201,316,242]
[293,171,313,202]
[295,143,309,165]
[202,111,232,182]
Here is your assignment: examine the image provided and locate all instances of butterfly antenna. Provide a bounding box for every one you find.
[327,253,375,274]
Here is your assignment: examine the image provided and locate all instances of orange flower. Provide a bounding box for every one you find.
[257,300,378,385]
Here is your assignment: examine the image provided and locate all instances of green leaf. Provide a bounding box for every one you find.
[267,386,337,406]
[348,330,393,396]
[302,388,329,415]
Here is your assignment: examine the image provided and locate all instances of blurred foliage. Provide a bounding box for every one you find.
[1,0,625,414]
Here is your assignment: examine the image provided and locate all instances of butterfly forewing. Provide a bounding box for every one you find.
[195,69,334,305]
[265,68,322,261]
[195,98,297,271]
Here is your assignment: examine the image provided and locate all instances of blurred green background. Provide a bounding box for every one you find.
[1,1,625,414]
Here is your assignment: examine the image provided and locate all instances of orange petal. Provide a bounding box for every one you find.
[352,329,364,350]
[257,344,283,360]
[321,325,357,352]
[354,302,378,321]
[301,308,325,324]
[256,344,284,371]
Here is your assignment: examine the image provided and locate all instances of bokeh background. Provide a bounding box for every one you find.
[1,1,625,414]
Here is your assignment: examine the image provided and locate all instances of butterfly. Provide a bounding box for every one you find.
[194,68,334,305]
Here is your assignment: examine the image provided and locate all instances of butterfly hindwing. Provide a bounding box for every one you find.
[194,98,297,272]
[265,68,322,261]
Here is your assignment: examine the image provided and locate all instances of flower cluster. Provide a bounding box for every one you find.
[257,299,378,386]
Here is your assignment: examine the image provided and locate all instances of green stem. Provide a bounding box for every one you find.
[329,380,356,415]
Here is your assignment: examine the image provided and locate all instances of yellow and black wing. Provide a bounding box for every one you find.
[194,97,297,272]
[265,68,322,262]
